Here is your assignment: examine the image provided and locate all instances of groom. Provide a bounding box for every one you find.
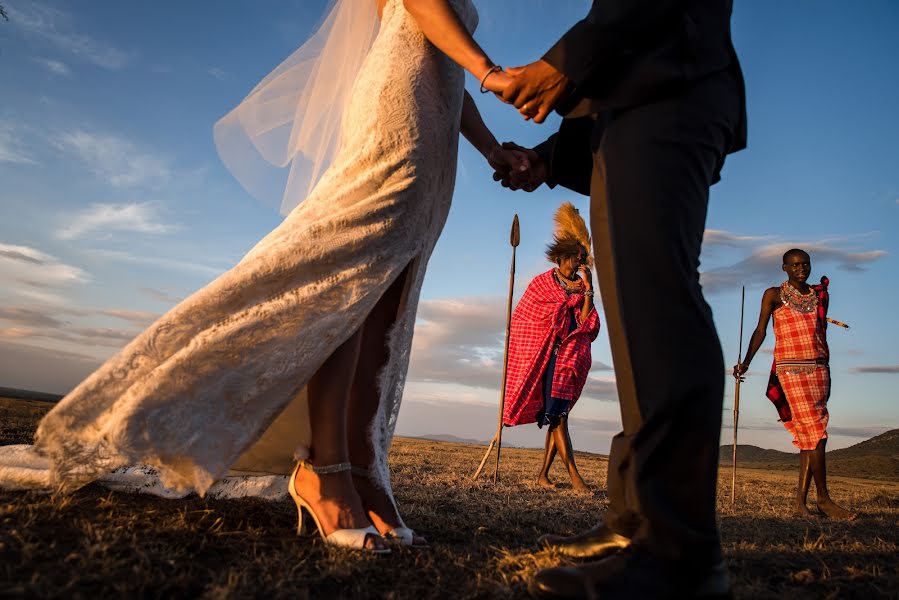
[493,1,747,598]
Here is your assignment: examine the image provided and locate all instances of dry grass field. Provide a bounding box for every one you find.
[1,397,897,598]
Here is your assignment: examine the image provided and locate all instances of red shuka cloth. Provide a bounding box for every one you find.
[502,270,600,426]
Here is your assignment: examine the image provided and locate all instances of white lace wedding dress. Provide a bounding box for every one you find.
[0,0,478,503]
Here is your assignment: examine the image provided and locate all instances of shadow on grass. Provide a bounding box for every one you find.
[1,431,897,598]
[4,484,896,599]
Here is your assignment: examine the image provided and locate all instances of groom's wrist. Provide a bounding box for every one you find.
[532,138,557,188]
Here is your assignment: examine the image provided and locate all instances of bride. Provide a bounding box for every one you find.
[0,0,524,552]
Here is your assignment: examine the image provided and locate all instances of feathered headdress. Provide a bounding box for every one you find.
[545,202,593,267]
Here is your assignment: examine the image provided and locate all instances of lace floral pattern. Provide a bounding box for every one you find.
[2,0,479,504]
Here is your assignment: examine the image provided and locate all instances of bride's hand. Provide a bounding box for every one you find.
[481,68,513,95]
[488,145,530,181]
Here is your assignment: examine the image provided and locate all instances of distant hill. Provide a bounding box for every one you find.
[830,429,899,459]
[0,387,62,403]
[720,428,899,481]
[416,433,490,446]
[720,444,794,464]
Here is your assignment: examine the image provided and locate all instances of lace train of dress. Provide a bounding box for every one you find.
[0,0,478,503]
[0,444,288,500]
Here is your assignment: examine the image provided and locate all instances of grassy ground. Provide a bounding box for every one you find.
[1,398,897,598]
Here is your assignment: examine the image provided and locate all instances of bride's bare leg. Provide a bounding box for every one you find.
[346,265,425,543]
[298,328,385,549]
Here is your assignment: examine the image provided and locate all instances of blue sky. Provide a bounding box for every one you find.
[0,0,897,455]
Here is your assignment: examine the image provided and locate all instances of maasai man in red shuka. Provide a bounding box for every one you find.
[735,249,855,519]
[503,203,600,493]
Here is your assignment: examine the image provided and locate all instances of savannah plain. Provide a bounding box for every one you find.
[1,396,897,598]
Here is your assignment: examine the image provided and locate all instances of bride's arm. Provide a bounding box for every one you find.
[403,0,506,90]
[403,1,525,170]
[461,90,529,174]
[461,91,499,159]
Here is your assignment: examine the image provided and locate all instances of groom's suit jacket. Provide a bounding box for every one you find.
[536,0,747,195]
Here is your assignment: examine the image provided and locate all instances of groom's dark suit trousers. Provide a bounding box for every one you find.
[585,69,742,564]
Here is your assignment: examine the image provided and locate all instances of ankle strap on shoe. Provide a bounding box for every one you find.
[299,460,352,475]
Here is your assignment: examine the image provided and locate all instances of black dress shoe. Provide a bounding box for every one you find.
[537,521,631,559]
[529,549,732,600]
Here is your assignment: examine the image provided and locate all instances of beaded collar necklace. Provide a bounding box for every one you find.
[780,281,817,313]
[554,269,583,294]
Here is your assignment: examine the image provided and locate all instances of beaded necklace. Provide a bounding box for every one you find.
[553,269,583,295]
[780,281,817,313]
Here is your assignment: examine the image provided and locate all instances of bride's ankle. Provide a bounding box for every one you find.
[351,471,402,527]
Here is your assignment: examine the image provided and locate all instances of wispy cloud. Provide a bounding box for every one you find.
[84,248,225,277]
[582,374,618,400]
[57,202,179,240]
[0,243,89,288]
[700,232,888,294]
[849,365,899,374]
[409,297,617,401]
[703,229,767,247]
[55,130,171,188]
[207,67,226,80]
[827,426,894,438]
[0,307,67,329]
[139,287,184,304]
[0,326,137,348]
[100,309,160,328]
[7,3,130,69]
[409,297,509,391]
[0,304,142,349]
[32,56,72,76]
[0,125,38,165]
[719,420,891,439]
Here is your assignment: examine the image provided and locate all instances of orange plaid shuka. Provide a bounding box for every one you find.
[769,278,830,450]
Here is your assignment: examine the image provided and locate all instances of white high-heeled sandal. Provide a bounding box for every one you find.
[351,465,428,548]
[288,460,390,554]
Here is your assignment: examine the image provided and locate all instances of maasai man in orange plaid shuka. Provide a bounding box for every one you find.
[503,204,600,493]
[734,249,855,519]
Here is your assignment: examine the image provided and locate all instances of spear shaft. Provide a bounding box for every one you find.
[473,214,520,482]
[732,286,745,507]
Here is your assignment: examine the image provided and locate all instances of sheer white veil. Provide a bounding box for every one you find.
[214,0,380,216]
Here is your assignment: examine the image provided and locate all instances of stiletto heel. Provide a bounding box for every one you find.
[296,503,315,537]
[289,460,390,553]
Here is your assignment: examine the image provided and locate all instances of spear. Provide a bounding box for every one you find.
[732,286,745,507]
[473,214,520,482]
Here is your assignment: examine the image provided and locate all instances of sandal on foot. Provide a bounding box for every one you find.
[351,465,428,548]
[289,460,390,554]
[383,526,429,549]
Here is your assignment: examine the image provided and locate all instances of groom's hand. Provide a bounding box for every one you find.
[493,142,547,192]
[502,60,570,124]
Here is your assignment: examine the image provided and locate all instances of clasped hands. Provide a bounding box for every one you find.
[481,60,571,192]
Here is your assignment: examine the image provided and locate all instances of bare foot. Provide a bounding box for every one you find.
[571,477,591,494]
[817,497,857,520]
[793,502,817,519]
[292,466,386,550]
[537,476,556,490]
[351,472,427,547]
